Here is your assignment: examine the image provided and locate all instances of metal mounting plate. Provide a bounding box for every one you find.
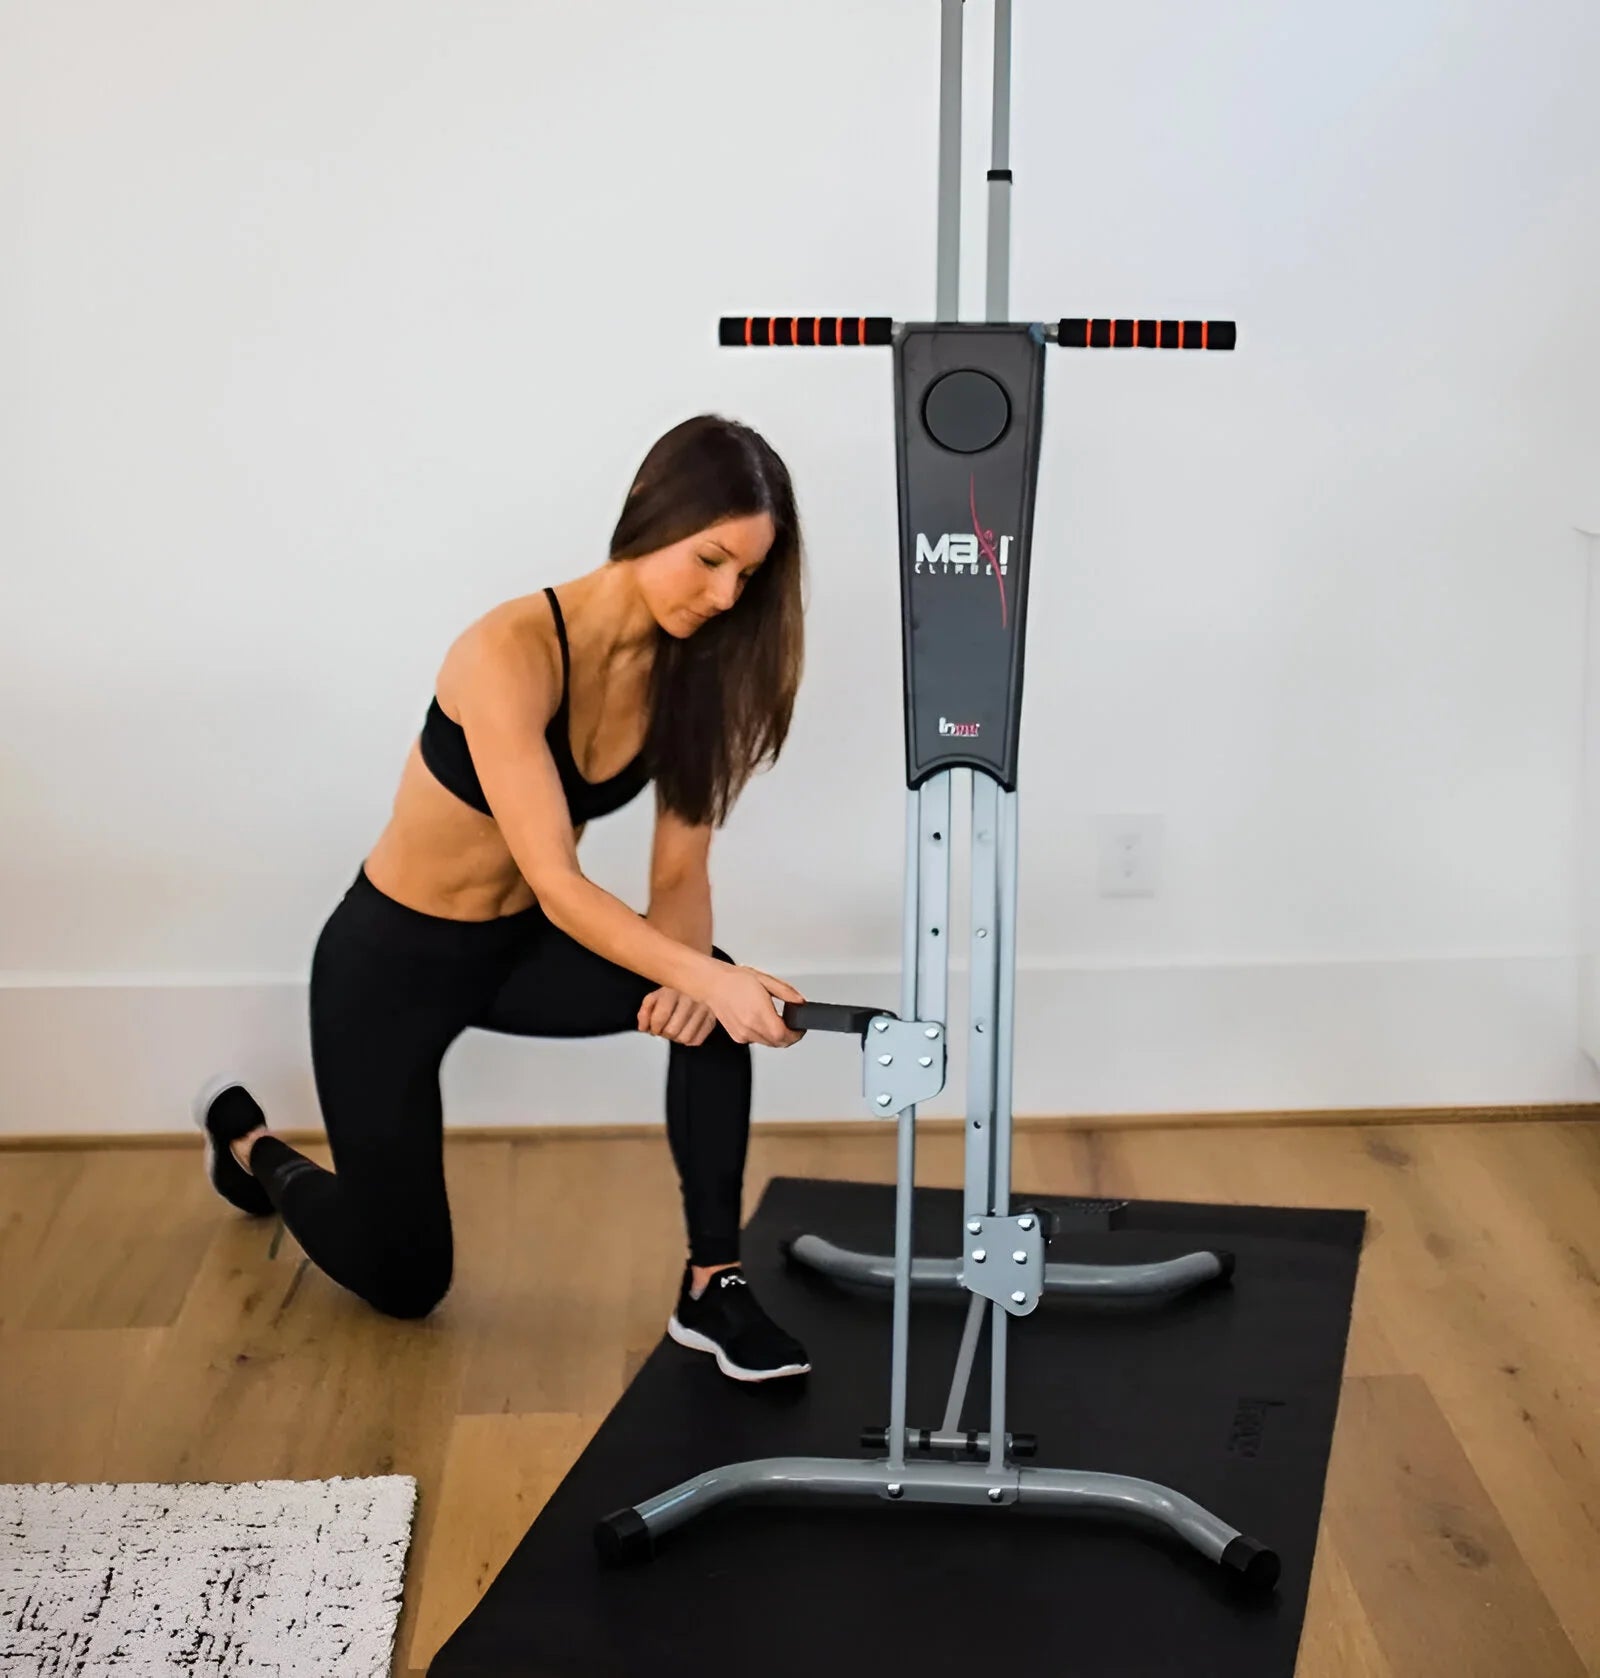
[960,1212,1045,1314]
[862,1017,947,1114]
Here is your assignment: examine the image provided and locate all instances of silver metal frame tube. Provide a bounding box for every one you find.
[986,0,1013,321]
[787,1236,1229,1297]
[965,773,1001,1224]
[993,788,1020,1211]
[940,1291,989,1434]
[988,1300,1009,1470]
[631,1458,1254,1566]
[889,792,921,1467]
[889,774,954,1469]
[936,0,963,319]
[920,776,953,1025]
[901,789,920,1020]
[984,0,1019,1462]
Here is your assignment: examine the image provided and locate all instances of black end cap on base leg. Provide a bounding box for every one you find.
[1220,1534,1280,1593]
[595,1508,654,1566]
[1212,1249,1238,1285]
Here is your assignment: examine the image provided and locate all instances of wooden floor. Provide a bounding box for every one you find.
[2,1117,1599,1676]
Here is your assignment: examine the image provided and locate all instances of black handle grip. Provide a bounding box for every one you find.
[719,316,894,348]
[860,1427,1038,1458]
[1058,317,1236,351]
[779,1001,895,1036]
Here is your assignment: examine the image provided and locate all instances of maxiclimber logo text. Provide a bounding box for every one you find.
[913,532,1012,575]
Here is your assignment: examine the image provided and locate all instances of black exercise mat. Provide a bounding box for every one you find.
[430,1175,1364,1678]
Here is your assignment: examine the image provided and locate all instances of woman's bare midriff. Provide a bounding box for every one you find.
[359,586,647,923]
[361,739,570,922]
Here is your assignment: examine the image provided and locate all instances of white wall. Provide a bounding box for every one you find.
[3,0,1598,1136]
[1579,529,1600,1068]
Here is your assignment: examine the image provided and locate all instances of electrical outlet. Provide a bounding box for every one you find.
[1095,814,1163,897]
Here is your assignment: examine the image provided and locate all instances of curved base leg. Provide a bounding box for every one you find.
[783,1233,1234,1300]
[596,1455,1279,1592]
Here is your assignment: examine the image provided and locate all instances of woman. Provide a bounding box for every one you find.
[194,413,815,1383]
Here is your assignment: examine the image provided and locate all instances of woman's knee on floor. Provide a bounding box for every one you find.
[368,1263,451,1320]
[363,1235,453,1320]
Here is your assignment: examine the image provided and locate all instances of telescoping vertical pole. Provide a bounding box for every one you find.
[935,0,963,323]
[981,0,1020,1474]
[986,0,1013,323]
[889,0,966,1477]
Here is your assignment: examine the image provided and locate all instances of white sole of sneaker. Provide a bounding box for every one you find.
[666,1315,811,1383]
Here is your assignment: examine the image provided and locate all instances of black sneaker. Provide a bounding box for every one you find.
[192,1076,274,1216]
[667,1267,811,1382]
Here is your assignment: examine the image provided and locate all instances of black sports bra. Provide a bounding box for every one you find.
[418,587,651,826]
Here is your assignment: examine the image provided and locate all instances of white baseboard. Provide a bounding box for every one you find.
[1,957,1595,1139]
[1581,955,1600,1075]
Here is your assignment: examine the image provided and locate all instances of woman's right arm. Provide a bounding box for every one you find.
[455,619,803,1046]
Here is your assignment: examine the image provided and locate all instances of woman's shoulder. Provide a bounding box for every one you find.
[434,590,564,719]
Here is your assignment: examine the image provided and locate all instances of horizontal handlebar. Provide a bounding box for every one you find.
[718,316,1235,351]
[719,316,895,348]
[779,1000,895,1036]
[1056,317,1236,351]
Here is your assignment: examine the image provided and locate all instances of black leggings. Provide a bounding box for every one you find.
[248,867,751,1319]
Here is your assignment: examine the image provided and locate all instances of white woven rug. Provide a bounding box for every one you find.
[0,1475,416,1676]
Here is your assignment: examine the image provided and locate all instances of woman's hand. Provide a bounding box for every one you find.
[637,987,718,1047]
[700,963,807,1048]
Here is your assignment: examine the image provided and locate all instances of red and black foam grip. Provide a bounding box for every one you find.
[719,316,894,348]
[1059,318,1236,351]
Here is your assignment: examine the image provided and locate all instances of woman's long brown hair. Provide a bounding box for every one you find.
[608,414,805,828]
